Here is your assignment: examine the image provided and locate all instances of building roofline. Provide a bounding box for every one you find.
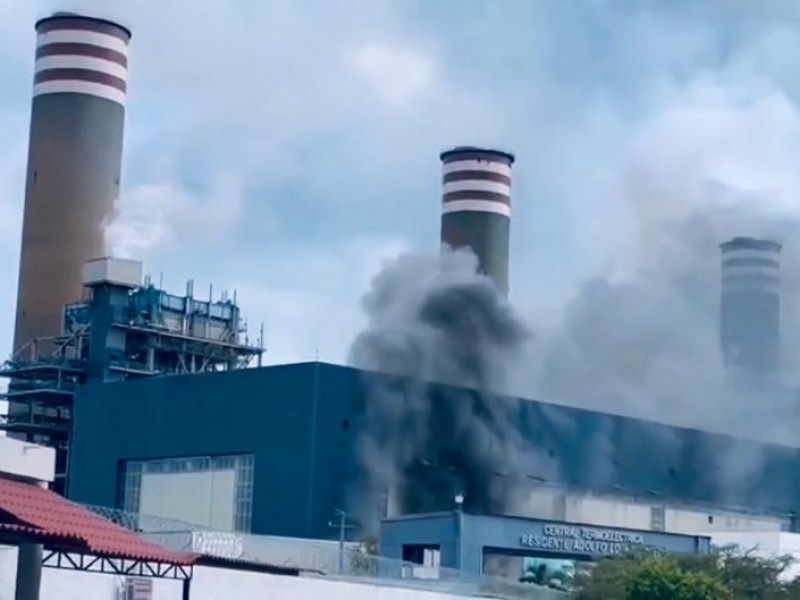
[382,510,712,540]
[720,237,782,253]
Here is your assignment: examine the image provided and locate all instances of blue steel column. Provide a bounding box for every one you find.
[86,283,131,382]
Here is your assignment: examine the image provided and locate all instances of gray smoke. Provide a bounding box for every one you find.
[348,124,800,526]
[349,220,800,526]
[347,3,800,524]
[530,208,800,505]
[533,155,800,449]
[348,249,533,523]
[523,89,800,503]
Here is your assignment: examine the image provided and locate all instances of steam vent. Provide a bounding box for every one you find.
[720,236,782,376]
[13,12,131,356]
[440,146,515,296]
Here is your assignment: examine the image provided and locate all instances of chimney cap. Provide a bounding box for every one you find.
[36,12,132,40]
[720,237,782,253]
[439,146,515,165]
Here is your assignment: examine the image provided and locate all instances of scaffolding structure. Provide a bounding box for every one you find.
[0,258,264,493]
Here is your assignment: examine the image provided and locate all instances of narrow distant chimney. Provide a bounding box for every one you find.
[439,146,515,296]
[719,237,781,376]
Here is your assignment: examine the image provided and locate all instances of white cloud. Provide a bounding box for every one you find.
[1,0,800,386]
[347,42,437,108]
[230,236,412,365]
[612,78,800,280]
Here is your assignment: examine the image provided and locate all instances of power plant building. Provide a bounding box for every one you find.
[380,512,711,577]
[8,10,800,588]
[720,237,782,376]
[67,362,800,543]
[440,147,514,296]
[1,258,262,492]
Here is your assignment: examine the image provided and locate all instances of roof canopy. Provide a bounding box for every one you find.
[0,477,195,565]
[0,477,306,584]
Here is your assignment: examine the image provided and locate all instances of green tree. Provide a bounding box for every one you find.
[625,557,729,600]
[574,547,800,600]
[678,545,795,599]
[573,554,644,600]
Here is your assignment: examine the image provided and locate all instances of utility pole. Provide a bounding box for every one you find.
[328,508,356,575]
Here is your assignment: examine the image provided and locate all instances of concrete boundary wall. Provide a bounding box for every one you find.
[0,547,565,600]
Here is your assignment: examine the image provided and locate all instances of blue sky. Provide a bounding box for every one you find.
[1,0,800,367]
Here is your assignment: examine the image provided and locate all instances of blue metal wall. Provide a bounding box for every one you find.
[381,513,710,575]
[68,362,800,539]
[69,362,362,538]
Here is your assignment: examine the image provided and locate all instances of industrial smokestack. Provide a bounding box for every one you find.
[720,237,781,377]
[13,12,131,356]
[440,147,515,296]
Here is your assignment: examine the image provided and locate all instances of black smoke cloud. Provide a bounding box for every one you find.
[348,249,533,522]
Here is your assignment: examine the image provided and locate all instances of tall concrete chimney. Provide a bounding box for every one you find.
[440,147,515,296]
[720,237,781,377]
[13,12,131,356]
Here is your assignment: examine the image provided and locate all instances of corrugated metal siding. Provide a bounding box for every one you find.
[70,362,360,539]
[70,362,800,540]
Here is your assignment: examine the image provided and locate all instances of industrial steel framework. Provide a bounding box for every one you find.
[6,545,194,600]
[43,550,192,582]
[0,360,81,483]
[0,275,264,494]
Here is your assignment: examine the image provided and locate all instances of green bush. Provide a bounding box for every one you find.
[574,546,800,600]
[625,557,730,600]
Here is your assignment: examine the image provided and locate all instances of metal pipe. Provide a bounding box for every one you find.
[14,544,42,600]
[333,509,347,575]
[182,577,191,600]
[15,481,48,600]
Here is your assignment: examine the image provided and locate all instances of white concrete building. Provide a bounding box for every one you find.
[516,484,789,537]
[0,436,55,485]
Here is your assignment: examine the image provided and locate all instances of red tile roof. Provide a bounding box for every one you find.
[0,477,196,565]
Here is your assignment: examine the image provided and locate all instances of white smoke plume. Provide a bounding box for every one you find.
[103,183,174,259]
